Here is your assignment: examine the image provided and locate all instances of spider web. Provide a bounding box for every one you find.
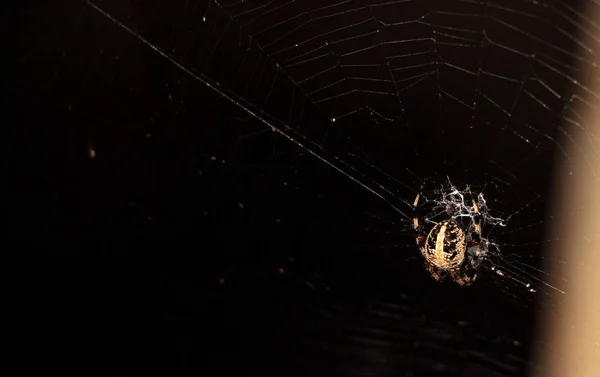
[82,0,599,374]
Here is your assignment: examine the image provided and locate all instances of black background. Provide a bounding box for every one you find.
[8,1,595,376]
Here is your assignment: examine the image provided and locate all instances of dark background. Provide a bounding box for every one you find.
[7,1,597,376]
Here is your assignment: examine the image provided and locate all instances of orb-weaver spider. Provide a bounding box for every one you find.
[412,186,485,286]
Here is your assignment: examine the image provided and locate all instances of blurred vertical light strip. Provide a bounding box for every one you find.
[532,4,600,377]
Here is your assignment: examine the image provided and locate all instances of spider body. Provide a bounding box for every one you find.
[413,187,484,286]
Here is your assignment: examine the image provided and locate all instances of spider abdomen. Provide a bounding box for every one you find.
[424,220,467,270]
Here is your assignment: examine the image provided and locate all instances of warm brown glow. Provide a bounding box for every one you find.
[532,4,600,376]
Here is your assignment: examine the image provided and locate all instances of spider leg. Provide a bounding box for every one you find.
[412,186,428,254]
[412,187,423,231]
[426,263,447,282]
[465,187,482,238]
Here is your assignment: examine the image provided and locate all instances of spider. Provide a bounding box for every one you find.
[412,186,484,286]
